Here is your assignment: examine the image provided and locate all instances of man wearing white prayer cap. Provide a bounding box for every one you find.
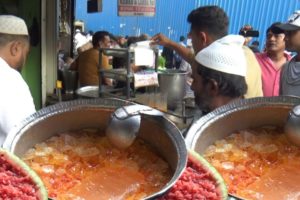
[191,35,248,113]
[0,15,35,146]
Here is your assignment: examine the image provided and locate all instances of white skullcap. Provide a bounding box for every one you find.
[195,35,246,77]
[0,15,28,35]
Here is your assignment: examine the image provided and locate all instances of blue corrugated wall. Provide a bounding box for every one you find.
[75,0,194,42]
[75,0,300,49]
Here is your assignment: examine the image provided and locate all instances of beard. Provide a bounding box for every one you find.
[194,93,212,113]
[15,55,27,72]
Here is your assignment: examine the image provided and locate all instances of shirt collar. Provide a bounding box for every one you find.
[0,57,11,70]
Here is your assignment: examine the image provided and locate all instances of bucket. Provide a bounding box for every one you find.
[158,69,188,110]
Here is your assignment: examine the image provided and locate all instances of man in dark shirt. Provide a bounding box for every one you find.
[277,10,300,96]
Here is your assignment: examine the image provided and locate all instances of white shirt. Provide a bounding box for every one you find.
[86,34,93,42]
[0,57,35,145]
[74,32,88,50]
[179,41,186,47]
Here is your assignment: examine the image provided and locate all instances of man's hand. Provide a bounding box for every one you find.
[151,33,194,65]
[151,33,173,47]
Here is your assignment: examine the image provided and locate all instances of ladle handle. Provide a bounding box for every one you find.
[113,105,163,120]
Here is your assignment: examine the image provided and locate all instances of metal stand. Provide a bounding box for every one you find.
[98,47,159,100]
[98,48,134,99]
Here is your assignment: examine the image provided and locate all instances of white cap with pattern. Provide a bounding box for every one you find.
[195,35,246,77]
[0,15,28,35]
[277,10,300,31]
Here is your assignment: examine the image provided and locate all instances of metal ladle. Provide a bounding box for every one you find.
[106,105,163,149]
[285,105,300,146]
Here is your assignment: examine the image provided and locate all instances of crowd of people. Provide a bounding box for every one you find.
[1,6,300,145]
[152,6,300,106]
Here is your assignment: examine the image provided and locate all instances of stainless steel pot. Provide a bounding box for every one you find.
[4,98,187,200]
[185,96,300,153]
[185,96,300,199]
[158,69,188,110]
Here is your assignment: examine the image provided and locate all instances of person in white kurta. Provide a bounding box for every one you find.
[0,58,35,144]
[0,15,36,146]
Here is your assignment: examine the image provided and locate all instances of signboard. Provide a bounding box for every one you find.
[118,0,156,17]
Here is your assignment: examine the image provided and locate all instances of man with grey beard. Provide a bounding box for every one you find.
[0,15,35,145]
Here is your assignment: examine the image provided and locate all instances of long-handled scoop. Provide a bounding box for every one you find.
[285,105,300,146]
[106,105,163,149]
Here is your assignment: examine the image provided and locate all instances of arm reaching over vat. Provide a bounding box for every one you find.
[151,33,195,66]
